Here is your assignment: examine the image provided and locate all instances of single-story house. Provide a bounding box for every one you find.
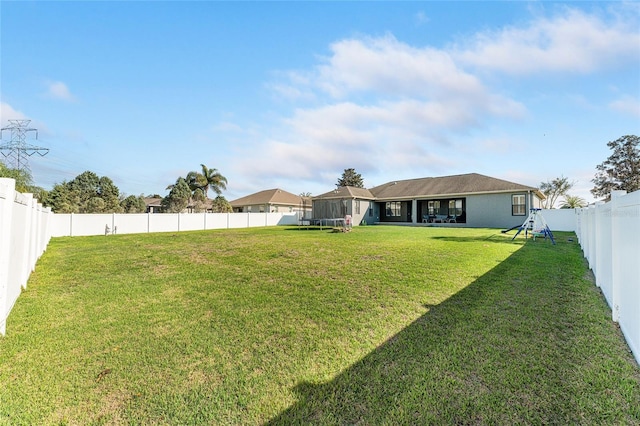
[312,173,545,228]
[230,188,312,216]
[144,197,163,213]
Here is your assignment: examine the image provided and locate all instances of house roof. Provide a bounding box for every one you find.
[144,197,163,207]
[370,173,544,200]
[313,186,376,200]
[229,188,309,207]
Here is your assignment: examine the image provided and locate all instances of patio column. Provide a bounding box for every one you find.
[412,199,418,224]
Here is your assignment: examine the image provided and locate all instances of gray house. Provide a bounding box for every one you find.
[313,173,544,228]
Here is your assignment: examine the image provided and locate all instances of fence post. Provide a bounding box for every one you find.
[0,178,16,336]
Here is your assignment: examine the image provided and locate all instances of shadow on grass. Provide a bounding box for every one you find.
[266,240,640,425]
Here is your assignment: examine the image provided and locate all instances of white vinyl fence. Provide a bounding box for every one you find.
[576,190,640,364]
[50,211,300,237]
[0,178,51,335]
[540,208,577,232]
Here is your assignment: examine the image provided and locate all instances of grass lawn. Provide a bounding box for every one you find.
[0,226,638,425]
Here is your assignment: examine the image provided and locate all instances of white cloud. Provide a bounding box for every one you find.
[237,33,534,191]
[45,81,77,102]
[0,102,28,127]
[453,7,640,74]
[609,95,640,118]
[233,6,636,195]
[314,35,486,100]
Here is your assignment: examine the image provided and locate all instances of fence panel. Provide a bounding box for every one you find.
[204,213,229,230]
[595,202,613,304]
[178,213,206,231]
[612,191,640,360]
[148,214,179,233]
[578,190,640,364]
[10,193,30,291]
[228,213,249,228]
[0,178,51,335]
[540,209,577,232]
[114,213,148,235]
[0,178,16,336]
[73,214,113,236]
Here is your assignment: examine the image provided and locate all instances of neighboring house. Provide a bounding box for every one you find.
[144,197,163,213]
[313,173,545,228]
[143,196,214,213]
[229,188,312,216]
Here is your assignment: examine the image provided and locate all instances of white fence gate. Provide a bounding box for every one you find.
[577,190,640,364]
[0,178,51,335]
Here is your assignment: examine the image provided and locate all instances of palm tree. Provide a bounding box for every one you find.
[199,164,227,198]
[185,170,207,198]
[560,195,587,209]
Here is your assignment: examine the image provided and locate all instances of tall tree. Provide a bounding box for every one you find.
[591,135,640,199]
[162,177,191,213]
[211,195,233,213]
[185,170,207,199]
[0,162,48,201]
[183,164,227,199]
[0,162,33,192]
[47,171,123,213]
[199,164,227,198]
[120,194,147,213]
[539,176,573,209]
[336,168,364,188]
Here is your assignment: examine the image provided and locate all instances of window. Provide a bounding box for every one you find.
[449,199,463,217]
[385,201,402,217]
[427,200,440,215]
[512,194,526,216]
[355,200,361,215]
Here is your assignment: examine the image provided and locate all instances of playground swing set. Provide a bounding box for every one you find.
[502,208,556,245]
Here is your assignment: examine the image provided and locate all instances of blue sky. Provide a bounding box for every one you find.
[1,1,638,205]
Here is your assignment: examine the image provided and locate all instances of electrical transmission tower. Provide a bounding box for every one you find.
[0,120,49,173]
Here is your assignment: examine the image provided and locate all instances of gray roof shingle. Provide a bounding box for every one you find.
[313,186,376,200]
[370,173,542,200]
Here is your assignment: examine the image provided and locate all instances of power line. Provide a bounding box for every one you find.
[0,119,49,174]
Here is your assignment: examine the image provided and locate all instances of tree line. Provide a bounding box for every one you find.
[0,163,233,214]
[1,135,638,213]
[539,135,639,208]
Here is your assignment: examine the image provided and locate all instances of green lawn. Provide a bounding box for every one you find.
[1,226,638,425]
